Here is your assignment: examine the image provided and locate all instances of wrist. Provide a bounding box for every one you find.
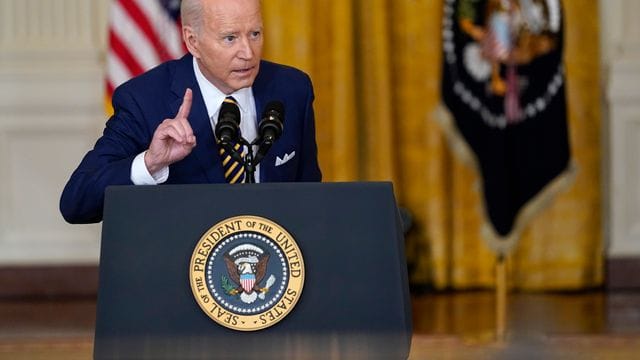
[144,150,164,174]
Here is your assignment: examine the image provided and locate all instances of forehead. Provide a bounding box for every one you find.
[202,0,262,30]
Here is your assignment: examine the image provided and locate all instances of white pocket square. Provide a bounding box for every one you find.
[275,151,296,166]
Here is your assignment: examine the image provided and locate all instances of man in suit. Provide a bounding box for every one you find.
[60,0,321,224]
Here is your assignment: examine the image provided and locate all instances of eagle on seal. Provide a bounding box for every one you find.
[223,245,270,304]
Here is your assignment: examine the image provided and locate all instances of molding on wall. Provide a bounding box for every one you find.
[602,0,640,259]
[607,61,640,104]
[606,60,640,257]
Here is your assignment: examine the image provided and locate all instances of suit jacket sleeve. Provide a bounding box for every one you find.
[60,87,152,224]
[297,73,322,181]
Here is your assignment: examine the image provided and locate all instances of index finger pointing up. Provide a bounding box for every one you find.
[176,88,193,119]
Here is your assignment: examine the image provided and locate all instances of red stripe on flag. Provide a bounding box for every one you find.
[119,0,173,62]
[106,82,115,98]
[108,30,145,77]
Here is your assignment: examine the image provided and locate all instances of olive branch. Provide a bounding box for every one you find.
[221,275,237,295]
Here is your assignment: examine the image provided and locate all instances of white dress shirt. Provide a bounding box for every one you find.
[131,57,260,184]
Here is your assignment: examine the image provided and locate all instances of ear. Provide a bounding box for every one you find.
[182,26,200,58]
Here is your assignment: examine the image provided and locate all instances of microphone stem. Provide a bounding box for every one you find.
[221,141,243,163]
[253,140,272,165]
[241,138,256,183]
[244,149,255,183]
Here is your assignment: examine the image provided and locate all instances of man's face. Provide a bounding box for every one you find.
[185,0,263,94]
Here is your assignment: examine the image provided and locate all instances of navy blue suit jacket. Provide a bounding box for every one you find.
[60,54,321,224]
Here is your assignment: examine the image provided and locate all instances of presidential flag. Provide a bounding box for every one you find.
[440,0,573,253]
[106,0,186,111]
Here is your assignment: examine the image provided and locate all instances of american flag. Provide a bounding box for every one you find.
[106,0,186,110]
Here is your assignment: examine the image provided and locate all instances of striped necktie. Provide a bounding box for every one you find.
[219,96,245,183]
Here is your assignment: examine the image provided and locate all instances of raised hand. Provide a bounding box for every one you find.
[144,88,197,174]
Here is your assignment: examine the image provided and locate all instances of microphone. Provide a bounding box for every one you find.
[255,101,284,164]
[259,101,284,145]
[215,99,241,145]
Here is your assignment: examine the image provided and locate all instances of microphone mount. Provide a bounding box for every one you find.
[221,136,269,184]
[216,101,284,184]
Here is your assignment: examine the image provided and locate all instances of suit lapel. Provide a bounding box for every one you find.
[170,55,225,182]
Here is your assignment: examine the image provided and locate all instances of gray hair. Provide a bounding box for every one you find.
[181,0,203,33]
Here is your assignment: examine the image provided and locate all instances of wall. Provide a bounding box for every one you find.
[0,0,107,265]
[601,0,640,258]
[600,0,640,287]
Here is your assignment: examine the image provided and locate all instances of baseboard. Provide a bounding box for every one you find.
[0,265,98,298]
[2,259,637,296]
[607,257,640,290]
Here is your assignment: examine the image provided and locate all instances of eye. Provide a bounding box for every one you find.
[222,35,236,44]
[250,31,261,40]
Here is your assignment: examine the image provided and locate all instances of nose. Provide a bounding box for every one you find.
[237,36,254,60]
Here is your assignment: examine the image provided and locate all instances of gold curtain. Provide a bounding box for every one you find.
[262,0,602,290]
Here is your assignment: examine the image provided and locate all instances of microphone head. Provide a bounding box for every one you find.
[264,101,285,121]
[219,100,241,125]
[215,99,241,143]
[260,101,284,143]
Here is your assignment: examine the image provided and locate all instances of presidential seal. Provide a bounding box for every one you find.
[189,215,304,331]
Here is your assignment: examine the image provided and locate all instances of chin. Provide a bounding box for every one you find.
[232,77,257,91]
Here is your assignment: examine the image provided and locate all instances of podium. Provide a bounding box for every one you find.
[94,182,412,359]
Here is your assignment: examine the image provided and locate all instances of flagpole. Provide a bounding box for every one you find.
[495,253,507,342]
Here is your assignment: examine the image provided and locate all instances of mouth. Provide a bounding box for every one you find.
[232,66,256,76]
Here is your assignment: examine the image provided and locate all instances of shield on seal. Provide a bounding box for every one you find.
[240,273,256,293]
